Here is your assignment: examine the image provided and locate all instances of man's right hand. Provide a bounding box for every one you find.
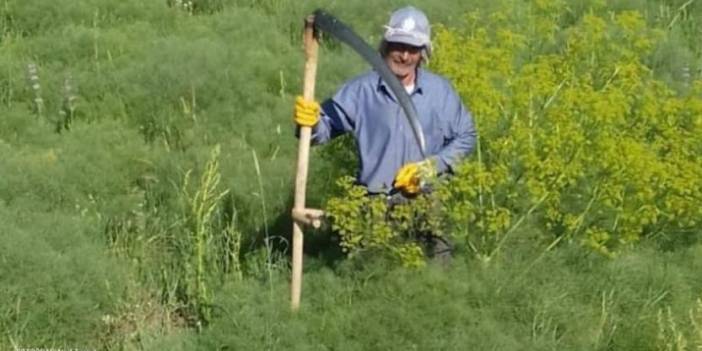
[293,96,320,127]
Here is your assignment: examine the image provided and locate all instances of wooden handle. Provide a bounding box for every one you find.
[291,15,318,311]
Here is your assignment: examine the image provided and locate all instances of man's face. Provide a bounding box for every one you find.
[384,42,422,83]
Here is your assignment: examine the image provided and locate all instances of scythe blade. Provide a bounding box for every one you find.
[313,9,427,158]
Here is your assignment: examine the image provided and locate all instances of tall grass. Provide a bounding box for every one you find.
[141,242,701,350]
[0,0,700,350]
[0,208,130,349]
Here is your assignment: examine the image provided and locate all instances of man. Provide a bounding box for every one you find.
[294,6,477,261]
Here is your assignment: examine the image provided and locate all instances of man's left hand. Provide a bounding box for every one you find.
[394,158,437,194]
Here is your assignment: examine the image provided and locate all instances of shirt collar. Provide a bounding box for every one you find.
[376,67,425,96]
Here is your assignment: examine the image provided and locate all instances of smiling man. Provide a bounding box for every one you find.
[294,6,477,261]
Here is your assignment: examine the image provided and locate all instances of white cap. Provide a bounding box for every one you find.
[383,6,432,56]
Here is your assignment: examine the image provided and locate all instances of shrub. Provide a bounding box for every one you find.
[326,3,702,265]
[326,177,444,268]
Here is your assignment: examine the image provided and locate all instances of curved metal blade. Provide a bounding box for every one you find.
[313,9,427,158]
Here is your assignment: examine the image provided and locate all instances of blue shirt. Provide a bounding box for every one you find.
[312,68,477,194]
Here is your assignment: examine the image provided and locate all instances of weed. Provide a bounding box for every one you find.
[25,62,43,117]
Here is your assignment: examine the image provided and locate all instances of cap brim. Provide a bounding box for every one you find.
[384,33,425,47]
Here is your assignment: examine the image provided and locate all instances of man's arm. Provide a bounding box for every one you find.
[309,98,356,144]
[434,87,477,173]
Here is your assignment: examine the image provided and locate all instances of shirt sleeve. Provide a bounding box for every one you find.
[434,85,477,173]
[308,85,358,145]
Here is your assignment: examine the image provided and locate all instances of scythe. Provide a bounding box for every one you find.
[291,10,427,310]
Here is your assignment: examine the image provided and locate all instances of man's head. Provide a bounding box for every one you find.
[380,6,431,85]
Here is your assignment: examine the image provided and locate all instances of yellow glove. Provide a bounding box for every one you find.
[394,159,437,195]
[293,96,320,127]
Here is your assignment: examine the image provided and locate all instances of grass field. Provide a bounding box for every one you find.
[1,0,701,350]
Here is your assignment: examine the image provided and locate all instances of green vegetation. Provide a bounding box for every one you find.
[1,0,700,350]
[328,0,702,265]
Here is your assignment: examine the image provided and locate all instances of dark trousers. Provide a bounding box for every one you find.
[383,190,453,264]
